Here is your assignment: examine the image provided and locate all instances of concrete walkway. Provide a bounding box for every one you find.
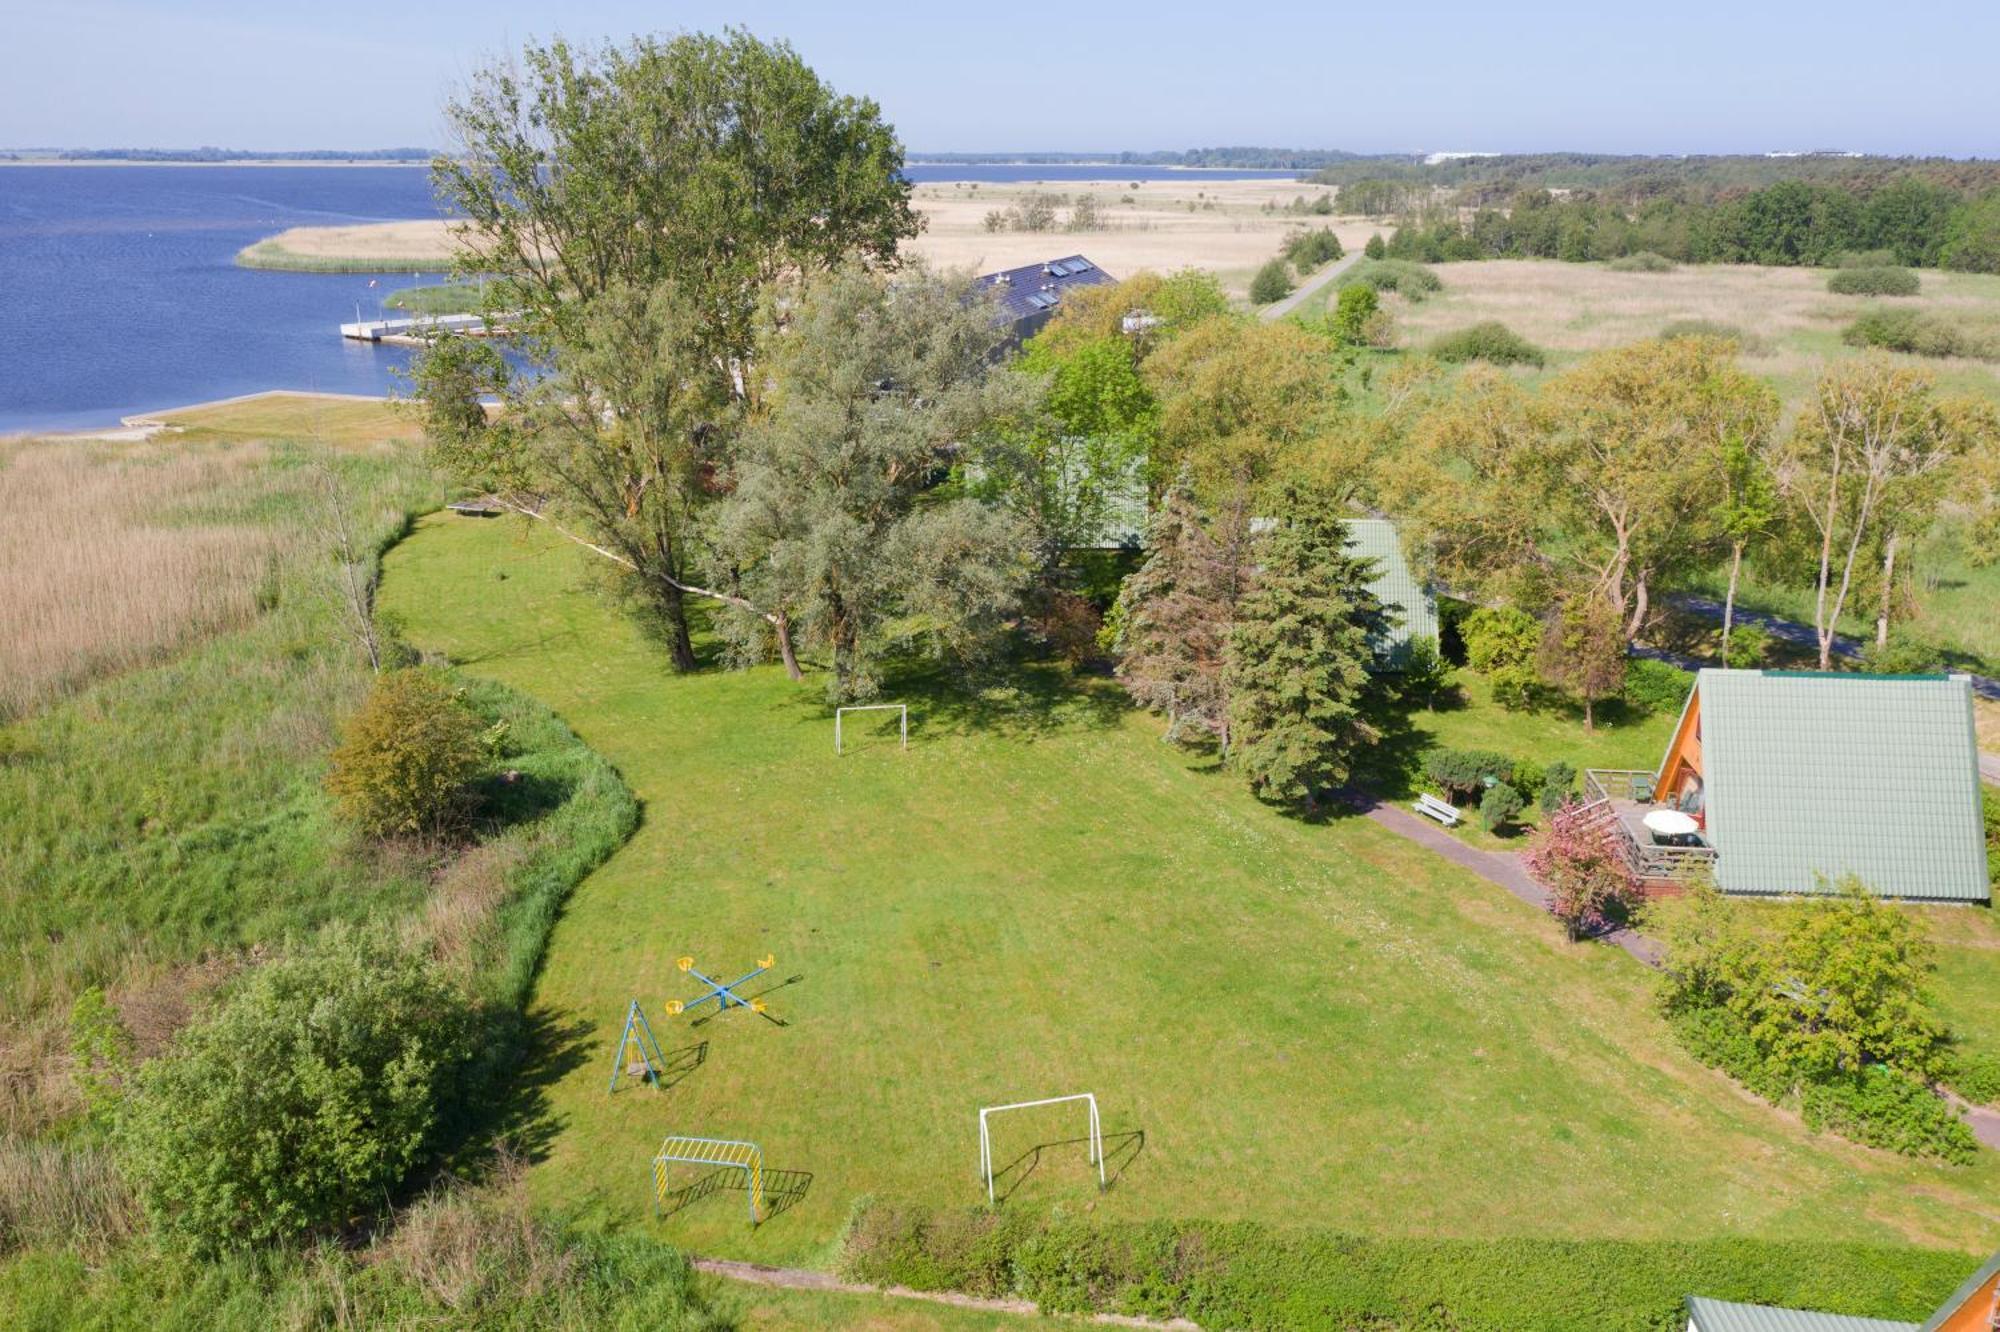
[1351,794,1663,967]
[1258,245,1367,322]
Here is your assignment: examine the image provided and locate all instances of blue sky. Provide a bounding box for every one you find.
[4,0,1997,156]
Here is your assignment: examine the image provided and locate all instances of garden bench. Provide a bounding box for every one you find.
[1413,792,1462,827]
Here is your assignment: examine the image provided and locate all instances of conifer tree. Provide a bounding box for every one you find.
[1225,483,1385,810]
[1112,469,1249,748]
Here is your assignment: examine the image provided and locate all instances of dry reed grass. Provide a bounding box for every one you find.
[377,1150,580,1314]
[417,836,530,976]
[0,1138,140,1257]
[0,439,283,718]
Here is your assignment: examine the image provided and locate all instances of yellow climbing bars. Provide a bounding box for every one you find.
[651,1135,764,1224]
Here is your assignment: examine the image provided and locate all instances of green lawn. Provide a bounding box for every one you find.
[379,513,2000,1267]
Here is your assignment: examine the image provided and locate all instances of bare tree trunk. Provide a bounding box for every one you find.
[1624,577,1649,645]
[1721,540,1744,664]
[774,613,802,681]
[1875,532,1899,648]
[1583,695,1595,733]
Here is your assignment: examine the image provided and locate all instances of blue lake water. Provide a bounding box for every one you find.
[0,163,1303,434]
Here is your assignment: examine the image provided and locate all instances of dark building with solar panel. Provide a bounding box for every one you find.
[975,255,1116,343]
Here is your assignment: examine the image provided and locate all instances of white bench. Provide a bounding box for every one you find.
[1412,792,1462,827]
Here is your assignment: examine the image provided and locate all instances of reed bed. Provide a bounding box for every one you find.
[0,440,282,719]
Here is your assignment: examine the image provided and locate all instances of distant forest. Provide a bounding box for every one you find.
[1318,155,2000,273]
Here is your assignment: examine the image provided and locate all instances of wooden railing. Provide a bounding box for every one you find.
[1578,770,1718,886]
[1584,768,1658,805]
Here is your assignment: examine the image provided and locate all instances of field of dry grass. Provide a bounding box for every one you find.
[1341,259,2000,400]
[0,438,281,719]
[233,177,1384,296]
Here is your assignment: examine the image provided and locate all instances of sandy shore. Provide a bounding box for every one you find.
[235,177,1385,293]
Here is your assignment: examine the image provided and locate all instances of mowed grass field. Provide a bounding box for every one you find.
[378,512,2000,1267]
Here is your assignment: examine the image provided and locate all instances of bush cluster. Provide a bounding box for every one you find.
[1623,658,1695,714]
[838,1202,1973,1331]
[1843,306,1991,359]
[1281,227,1343,271]
[1249,258,1294,305]
[1660,318,1771,355]
[1338,258,1442,302]
[1420,747,1573,818]
[1461,606,1540,708]
[1606,250,1676,272]
[326,668,488,838]
[1827,266,1922,296]
[1428,321,1546,368]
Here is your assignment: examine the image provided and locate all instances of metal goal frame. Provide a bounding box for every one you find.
[834,703,908,754]
[977,1092,1104,1205]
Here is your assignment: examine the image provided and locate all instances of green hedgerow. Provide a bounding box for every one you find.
[326,668,487,838]
[1338,257,1442,302]
[1606,250,1676,273]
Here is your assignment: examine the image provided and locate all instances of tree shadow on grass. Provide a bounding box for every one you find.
[471,769,574,828]
[457,1004,595,1171]
[989,1129,1145,1204]
[781,656,1132,745]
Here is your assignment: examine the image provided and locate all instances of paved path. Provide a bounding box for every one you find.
[692,1258,1198,1329]
[1350,794,1663,967]
[1259,245,1367,322]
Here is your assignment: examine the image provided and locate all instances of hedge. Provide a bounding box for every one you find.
[839,1203,1975,1331]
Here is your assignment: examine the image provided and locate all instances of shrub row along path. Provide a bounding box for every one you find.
[1352,792,2000,1150]
[1258,244,1368,321]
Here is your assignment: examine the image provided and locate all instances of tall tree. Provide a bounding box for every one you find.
[715,262,1039,702]
[1712,432,1782,662]
[1225,483,1385,812]
[1536,590,1627,732]
[420,31,918,670]
[1775,357,1996,666]
[1390,338,1774,644]
[1111,469,1250,748]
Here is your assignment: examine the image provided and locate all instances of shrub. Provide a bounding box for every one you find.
[1607,250,1675,272]
[1030,590,1104,667]
[1722,623,1771,669]
[1799,1066,1977,1164]
[1859,631,1947,675]
[1480,781,1525,832]
[1946,1049,2000,1105]
[1827,266,1921,296]
[1661,318,1771,356]
[1328,283,1379,345]
[1249,258,1293,305]
[1282,227,1343,271]
[1525,803,1641,939]
[327,668,487,838]
[839,1201,1973,1331]
[1428,321,1546,368]
[1397,634,1452,709]
[1339,257,1441,302]
[1843,305,1987,359]
[1462,606,1539,675]
[1623,657,1694,715]
[117,929,485,1251]
[1539,760,1577,813]
[1422,747,1511,804]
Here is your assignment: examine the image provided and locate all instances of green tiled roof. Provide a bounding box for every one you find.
[1686,1296,1916,1332]
[1345,518,1438,666]
[1691,670,1989,902]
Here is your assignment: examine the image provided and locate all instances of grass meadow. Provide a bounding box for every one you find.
[377,512,2000,1269]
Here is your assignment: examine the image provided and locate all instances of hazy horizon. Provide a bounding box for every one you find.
[6,0,2000,158]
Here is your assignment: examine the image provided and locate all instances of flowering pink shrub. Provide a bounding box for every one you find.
[1525,802,1642,939]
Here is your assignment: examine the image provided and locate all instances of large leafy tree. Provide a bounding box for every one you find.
[1775,356,1998,665]
[1111,469,1251,749]
[715,262,1039,702]
[419,31,918,671]
[1225,483,1385,812]
[1390,337,1775,643]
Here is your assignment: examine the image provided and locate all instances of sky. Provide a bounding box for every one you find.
[4,0,1998,157]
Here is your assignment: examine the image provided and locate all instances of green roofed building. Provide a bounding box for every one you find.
[1344,518,1438,668]
[1585,669,1990,902]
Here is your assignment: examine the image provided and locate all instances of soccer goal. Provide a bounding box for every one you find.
[651,1134,765,1224]
[978,1092,1104,1205]
[834,703,908,755]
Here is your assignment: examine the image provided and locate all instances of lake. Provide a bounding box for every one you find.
[0,163,1304,435]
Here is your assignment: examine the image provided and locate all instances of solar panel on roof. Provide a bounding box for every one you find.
[1047,260,1071,276]
[1069,258,1092,271]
